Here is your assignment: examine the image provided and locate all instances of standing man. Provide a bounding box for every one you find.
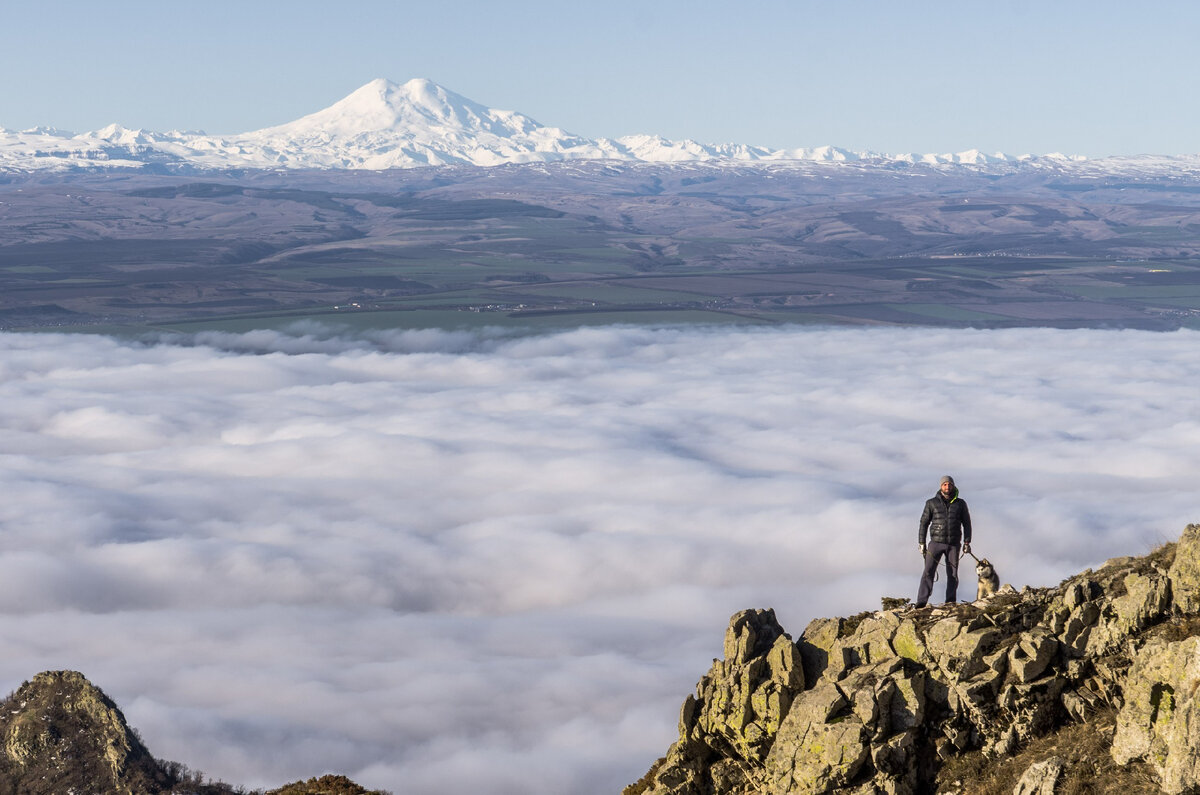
[915,475,972,607]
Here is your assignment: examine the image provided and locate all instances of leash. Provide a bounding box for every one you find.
[923,544,979,583]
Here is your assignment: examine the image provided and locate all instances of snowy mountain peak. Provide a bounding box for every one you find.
[85,123,152,144]
[252,78,543,141]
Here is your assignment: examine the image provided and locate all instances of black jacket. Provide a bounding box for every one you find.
[919,488,972,546]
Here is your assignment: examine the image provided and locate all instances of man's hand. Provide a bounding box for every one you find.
[962,542,971,555]
[919,543,927,558]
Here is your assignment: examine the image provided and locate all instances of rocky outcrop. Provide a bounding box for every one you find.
[647,609,804,795]
[268,774,390,795]
[0,671,386,795]
[628,523,1199,794]
[0,670,171,795]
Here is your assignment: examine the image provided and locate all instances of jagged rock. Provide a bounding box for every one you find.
[1060,682,1104,722]
[646,609,806,795]
[1084,570,1171,656]
[1167,523,1200,613]
[1012,756,1064,794]
[1008,628,1058,683]
[764,656,928,794]
[997,674,1067,753]
[924,617,1001,681]
[1057,600,1101,657]
[685,609,805,762]
[1112,635,1200,793]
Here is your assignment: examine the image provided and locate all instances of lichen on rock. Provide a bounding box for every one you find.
[1112,635,1200,793]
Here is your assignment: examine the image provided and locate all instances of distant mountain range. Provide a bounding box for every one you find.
[3,78,1199,176]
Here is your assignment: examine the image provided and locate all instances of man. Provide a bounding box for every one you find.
[915,475,972,607]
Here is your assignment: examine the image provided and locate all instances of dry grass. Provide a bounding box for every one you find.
[1146,614,1200,644]
[840,610,875,638]
[622,756,666,795]
[935,711,1160,794]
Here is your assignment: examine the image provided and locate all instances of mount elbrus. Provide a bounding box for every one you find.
[626,523,1200,795]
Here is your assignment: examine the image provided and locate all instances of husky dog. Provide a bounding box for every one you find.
[975,558,1000,600]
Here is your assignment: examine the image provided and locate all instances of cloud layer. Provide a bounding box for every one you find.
[0,324,1196,793]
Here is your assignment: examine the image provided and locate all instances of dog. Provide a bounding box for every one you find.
[975,558,1000,600]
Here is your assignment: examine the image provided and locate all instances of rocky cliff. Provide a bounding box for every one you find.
[0,671,386,795]
[626,524,1200,795]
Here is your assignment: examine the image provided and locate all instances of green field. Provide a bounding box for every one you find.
[148,307,761,334]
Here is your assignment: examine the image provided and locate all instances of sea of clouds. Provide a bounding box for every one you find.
[0,323,1196,794]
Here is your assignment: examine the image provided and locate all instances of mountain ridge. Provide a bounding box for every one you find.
[4,78,1193,176]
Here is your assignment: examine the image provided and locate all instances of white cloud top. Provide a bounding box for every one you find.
[0,324,1195,793]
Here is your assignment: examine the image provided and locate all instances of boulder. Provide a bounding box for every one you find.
[1012,756,1064,795]
[1112,635,1200,793]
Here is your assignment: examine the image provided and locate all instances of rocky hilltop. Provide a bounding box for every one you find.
[626,524,1200,795]
[0,671,386,795]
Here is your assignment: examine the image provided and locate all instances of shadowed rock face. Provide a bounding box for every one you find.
[628,524,1200,795]
[0,671,388,795]
[0,670,170,795]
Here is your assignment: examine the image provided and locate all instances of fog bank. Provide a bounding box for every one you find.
[0,324,1195,793]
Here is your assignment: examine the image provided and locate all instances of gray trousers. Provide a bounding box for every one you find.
[916,541,960,606]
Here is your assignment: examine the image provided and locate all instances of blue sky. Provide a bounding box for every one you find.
[3,0,1197,157]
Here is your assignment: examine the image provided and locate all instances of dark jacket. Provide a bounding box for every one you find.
[919,488,972,546]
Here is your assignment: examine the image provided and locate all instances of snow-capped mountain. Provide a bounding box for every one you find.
[0,78,1196,176]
